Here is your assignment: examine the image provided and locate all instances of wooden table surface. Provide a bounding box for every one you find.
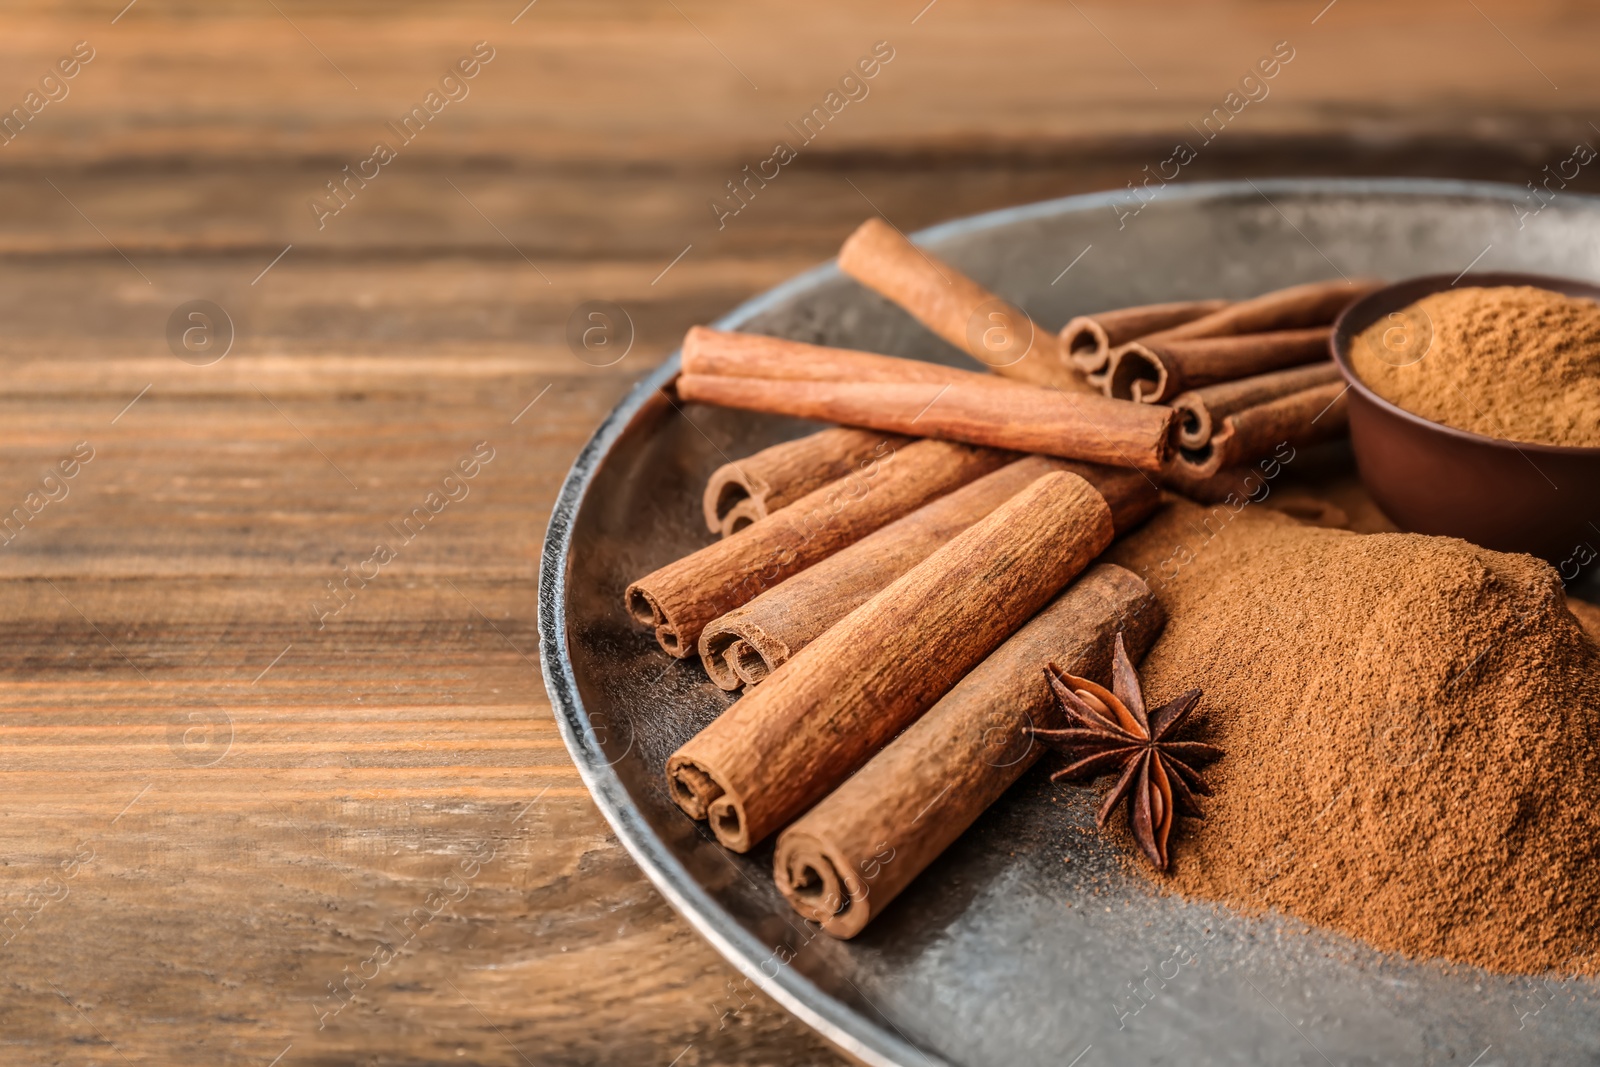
[4,2,1599,1064]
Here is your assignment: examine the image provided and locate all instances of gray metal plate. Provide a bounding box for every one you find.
[538,179,1600,1067]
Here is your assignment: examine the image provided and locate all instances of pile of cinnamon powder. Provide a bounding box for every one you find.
[1350,285,1600,447]
[1106,501,1600,974]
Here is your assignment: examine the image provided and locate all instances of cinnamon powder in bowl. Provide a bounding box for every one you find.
[1349,285,1600,447]
[1329,271,1600,562]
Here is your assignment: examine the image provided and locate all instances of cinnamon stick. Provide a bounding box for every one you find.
[1104,326,1332,405]
[1166,379,1349,480]
[774,563,1163,937]
[702,427,909,536]
[681,326,953,383]
[1171,362,1342,450]
[699,456,1158,690]
[837,218,1097,393]
[1103,278,1381,403]
[1061,299,1230,375]
[677,328,1174,472]
[627,437,1009,659]
[666,471,1115,848]
[1141,278,1382,342]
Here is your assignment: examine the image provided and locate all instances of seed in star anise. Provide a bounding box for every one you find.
[1031,632,1222,871]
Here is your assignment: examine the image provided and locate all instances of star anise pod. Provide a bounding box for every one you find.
[1031,633,1222,871]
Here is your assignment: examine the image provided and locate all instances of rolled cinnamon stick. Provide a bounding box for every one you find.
[1104,326,1332,405]
[682,326,953,383]
[1166,379,1349,480]
[627,438,1009,659]
[774,563,1163,937]
[837,218,1097,393]
[1171,362,1342,450]
[666,471,1115,849]
[699,456,1158,690]
[701,427,909,536]
[677,328,1174,472]
[1103,278,1381,403]
[1061,299,1230,375]
[1143,278,1382,342]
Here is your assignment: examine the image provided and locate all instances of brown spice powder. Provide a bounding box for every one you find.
[1567,596,1600,644]
[1350,285,1600,447]
[1105,501,1600,974]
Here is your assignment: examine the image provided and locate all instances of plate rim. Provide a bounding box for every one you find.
[535,175,1565,1067]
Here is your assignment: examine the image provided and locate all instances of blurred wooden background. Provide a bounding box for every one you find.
[2,1,1598,1064]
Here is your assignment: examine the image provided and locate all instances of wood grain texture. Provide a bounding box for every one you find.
[3,0,1600,1063]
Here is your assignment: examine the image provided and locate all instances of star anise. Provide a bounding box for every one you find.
[1031,633,1222,871]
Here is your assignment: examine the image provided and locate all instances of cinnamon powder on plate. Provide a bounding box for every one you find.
[1350,285,1600,447]
[1567,596,1600,643]
[1105,501,1600,974]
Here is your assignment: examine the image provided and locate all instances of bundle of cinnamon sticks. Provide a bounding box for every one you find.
[834,216,1373,494]
[638,417,1163,936]
[617,216,1379,937]
[676,327,1174,472]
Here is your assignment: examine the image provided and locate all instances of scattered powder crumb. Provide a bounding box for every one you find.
[1350,285,1600,446]
[1102,500,1600,975]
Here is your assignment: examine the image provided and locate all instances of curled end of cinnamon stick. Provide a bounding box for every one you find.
[707,793,751,852]
[625,584,657,627]
[1171,393,1214,451]
[719,498,764,537]
[728,639,775,685]
[1061,316,1112,374]
[698,625,743,691]
[1165,439,1227,482]
[701,464,758,535]
[774,831,867,939]
[699,617,789,691]
[1105,342,1171,404]
[665,754,725,820]
[624,583,692,658]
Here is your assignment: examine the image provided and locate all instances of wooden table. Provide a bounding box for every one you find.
[3,2,1597,1063]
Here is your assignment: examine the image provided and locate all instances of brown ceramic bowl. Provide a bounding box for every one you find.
[1330,271,1600,564]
